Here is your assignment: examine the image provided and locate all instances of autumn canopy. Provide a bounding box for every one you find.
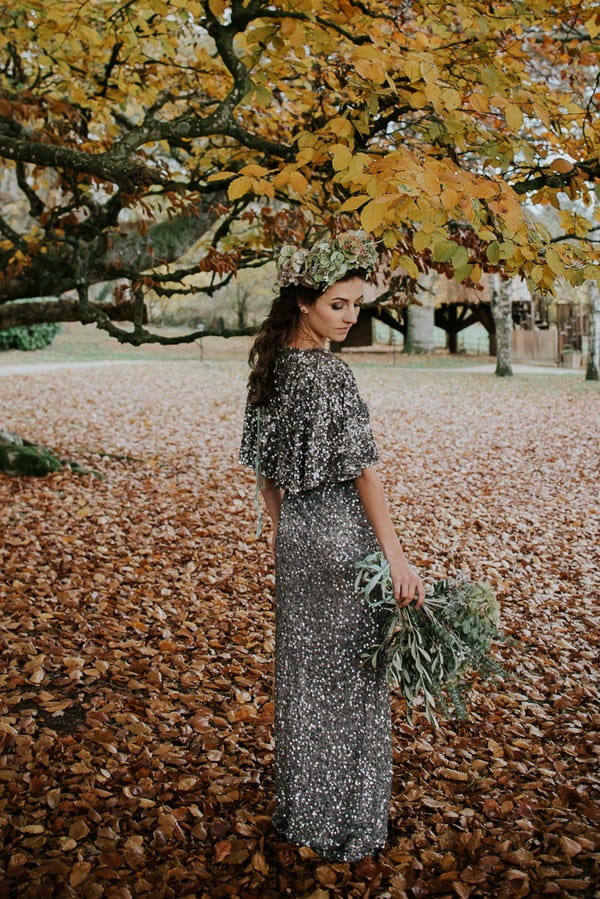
[0,0,599,340]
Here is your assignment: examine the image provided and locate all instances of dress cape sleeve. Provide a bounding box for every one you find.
[239,351,378,493]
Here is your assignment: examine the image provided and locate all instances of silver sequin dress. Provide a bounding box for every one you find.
[239,347,392,861]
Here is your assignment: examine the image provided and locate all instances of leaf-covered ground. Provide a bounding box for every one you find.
[0,357,598,898]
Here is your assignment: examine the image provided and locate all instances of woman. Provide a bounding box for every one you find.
[239,231,424,861]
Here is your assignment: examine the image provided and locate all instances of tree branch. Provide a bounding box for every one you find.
[253,9,371,44]
[0,297,142,330]
[0,214,26,249]
[512,159,600,195]
[15,162,45,217]
[74,280,256,345]
[0,136,166,190]
[97,41,123,98]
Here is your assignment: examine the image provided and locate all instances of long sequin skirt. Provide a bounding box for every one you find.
[272,480,392,861]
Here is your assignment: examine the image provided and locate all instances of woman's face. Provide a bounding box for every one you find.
[300,276,364,345]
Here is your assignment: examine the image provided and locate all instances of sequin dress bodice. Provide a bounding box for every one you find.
[239,347,392,862]
[239,347,378,493]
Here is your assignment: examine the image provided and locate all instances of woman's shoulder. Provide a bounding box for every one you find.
[276,347,354,384]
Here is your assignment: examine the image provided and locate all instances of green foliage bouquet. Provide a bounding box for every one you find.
[355,551,509,727]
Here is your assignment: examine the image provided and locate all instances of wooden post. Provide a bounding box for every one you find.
[447,304,458,353]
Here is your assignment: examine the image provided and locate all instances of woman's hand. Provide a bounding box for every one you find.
[354,468,425,609]
[389,558,425,609]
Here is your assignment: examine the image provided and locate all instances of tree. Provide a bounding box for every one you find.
[490,274,513,377]
[403,273,436,354]
[586,281,600,380]
[1,0,599,348]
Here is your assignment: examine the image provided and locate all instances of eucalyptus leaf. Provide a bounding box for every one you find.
[355,551,511,726]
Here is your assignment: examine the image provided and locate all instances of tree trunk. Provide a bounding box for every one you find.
[404,304,435,353]
[404,273,435,354]
[585,281,600,381]
[491,274,513,376]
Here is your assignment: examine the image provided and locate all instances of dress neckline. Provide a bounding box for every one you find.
[281,345,329,353]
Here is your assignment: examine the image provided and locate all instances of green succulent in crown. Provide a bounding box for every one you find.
[276,230,379,291]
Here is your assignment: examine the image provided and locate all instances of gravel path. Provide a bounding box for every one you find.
[0,358,582,376]
[0,359,148,375]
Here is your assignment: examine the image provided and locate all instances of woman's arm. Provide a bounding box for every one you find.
[355,466,425,608]
[260,476,284,553]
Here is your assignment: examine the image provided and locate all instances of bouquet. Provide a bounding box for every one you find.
[355,551,510,727]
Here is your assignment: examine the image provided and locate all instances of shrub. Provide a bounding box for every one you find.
[0,323,61,351]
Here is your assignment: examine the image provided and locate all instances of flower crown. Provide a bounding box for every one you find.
[276,230,378,291]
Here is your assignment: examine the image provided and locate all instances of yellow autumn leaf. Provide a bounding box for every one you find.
[360,199,391,232]
[505,103,523,131]
[545,247,565,274]
[409,91,428,109]
[279,16,299,37]
[288,171,309,193]
[151,0,170,15]
[271,170,289,189]
[255,177,275,198]
[327,116,354,139]
[470,92,489,113]
[470,264,483,283]
[550,158,574,173]
[585,14,600,38]
[441,88,461,110]
[207,171,238,181]
[440,188,460,209]
[240,164,269,177]
[472,181,499,199]
[531,264,544,283]
[208,0,227,16]
[413,230,432,252]
[228,176,253,200]
[339,194,370,212]
[254,85,272,107]
[354,57,386,85]
[332,145,353,171]
[397,253,419,276]
[296,148,315,165]
[353,45,383,61]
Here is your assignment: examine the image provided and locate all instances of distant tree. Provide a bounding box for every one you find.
[491,275,514,377]
[586,281,600,380]
[0,0,598,351]
[232,284,250,331]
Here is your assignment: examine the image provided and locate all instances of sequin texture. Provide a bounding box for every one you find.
[240,348,392,861]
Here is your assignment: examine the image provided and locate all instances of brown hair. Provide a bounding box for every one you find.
[247,268,371,406]
[247,283,320,406]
